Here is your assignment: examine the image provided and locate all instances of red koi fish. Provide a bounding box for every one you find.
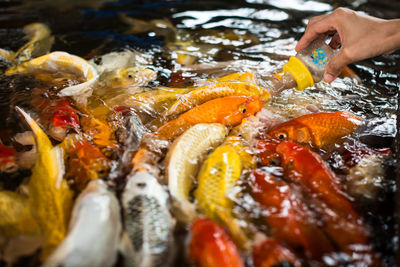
[0,143,18,173]
[253,239,301,267]
[275,141,381,266]
[250,170,334,260]
[189,218,244,267]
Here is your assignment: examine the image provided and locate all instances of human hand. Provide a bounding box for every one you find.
[296,8,400,82]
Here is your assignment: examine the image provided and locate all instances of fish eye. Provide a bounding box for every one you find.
[128,74,133,79]
[238,104,247,113]
[94,57,102,65]
[278,132,287,140]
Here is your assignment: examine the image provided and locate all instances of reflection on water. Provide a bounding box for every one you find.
[0,0,399,266]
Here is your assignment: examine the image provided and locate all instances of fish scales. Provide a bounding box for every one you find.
[151,95,264,143]
[194,145,248,248]
[268,111,362,147]
[126,196,170,252]
[163,81,269,117]
[122,171,175,267]
[165,123,228,222]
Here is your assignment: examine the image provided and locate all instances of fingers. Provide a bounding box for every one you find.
[295,14,336,52]
[324,49,352,82]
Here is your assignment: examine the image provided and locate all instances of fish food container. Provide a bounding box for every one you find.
[283,39,335,90]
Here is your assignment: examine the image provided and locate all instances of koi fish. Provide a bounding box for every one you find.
[16,107,73,260]
[163,81,270,117]
[267,111,362,148]
[80,115,118,149]
[194,145,248,249]
[165,123,228,222]
[250,170,335,260]
[275,141,380,265]
[276,141,359,219]
[34,97,80,141]
[6,52,98,104]
[189,218,244,267]
[147,96,264,148]
[64,140,110,191]
[121,170,175,267]
[43,180,121,267]
[213,72,258,84]
[89,48,153,74]
[107,87,193,118]
[253,239,301,267]
[95,67,156,97]
[0,23,54,64]
[340,66,362,84]
[0,191,40,238]
[0,143,18,173]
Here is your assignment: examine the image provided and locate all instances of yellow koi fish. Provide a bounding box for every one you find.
[6,52,98,104]
[16,107,74,260]
[0,191,40,238]
[194,145,248,249]
[0,23,54,64]
[165,123,228,222]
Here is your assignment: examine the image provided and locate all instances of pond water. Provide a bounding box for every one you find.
[0,0,399,266]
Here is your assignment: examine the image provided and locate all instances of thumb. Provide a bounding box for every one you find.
[324,49,349,82]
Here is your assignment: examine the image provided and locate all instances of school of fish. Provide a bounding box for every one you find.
[0,18,389,267]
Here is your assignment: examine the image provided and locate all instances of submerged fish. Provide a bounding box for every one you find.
[6,52,98,104]
[162,81,270,117]
[146,96,264,149]
[89,49,153,74]
[0,143,18,173]
[165,123,228,222]
[213,72,258,84]
[16,107,73,260]
[95,67,156,97]
[252,238,301,267]
[189,218,244,267]
[80,115,118,149]
[122,170,175,267]
[194,145,248,249]
[276,141,379,265]
[107,87,193,118]
[64,140,110,191]
[34,97,80,141]
[267,111,362,148]
[0,23,54,64]
[250,170,335,260]
[43,180,121,267]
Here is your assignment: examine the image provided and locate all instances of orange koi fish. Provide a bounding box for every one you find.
[253,239,301,267]
[267,111,362,148]
[340,66,362,83]
[250,170,334,260]
[65,140,110,191]
[148,96,263,146]
[189,218,244,267]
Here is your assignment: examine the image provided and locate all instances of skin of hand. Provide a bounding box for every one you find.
[295,7,400,82]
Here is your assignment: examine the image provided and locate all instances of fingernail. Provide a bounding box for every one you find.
[324,73,334,83]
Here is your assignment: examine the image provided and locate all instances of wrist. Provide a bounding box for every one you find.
[382,19,400,52]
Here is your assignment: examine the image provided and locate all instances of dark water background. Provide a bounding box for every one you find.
[0,0,399,266]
